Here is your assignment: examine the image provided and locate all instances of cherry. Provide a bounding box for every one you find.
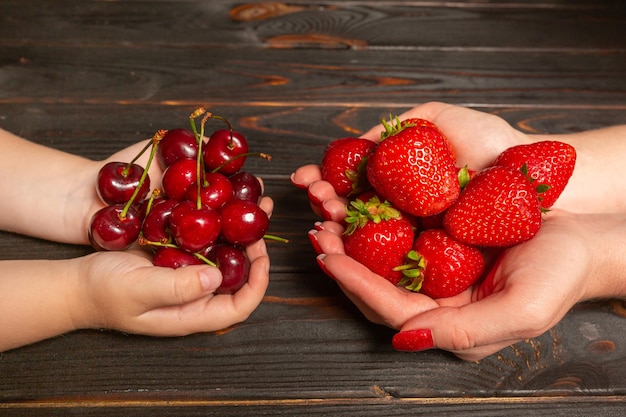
[229,171,263,203]
[97,161,151,205]
[169,200,222,253]
[203,128,249,175]
[219,199,269,246]
[156,128,199,170]
[141,198,178,243]
[161,158,198,201]
[152,246,205,269]
[186,171,233,210]
[89,204,142,251]
[207,244,250,294]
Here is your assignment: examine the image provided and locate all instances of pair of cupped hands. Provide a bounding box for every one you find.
[292,102,621,361]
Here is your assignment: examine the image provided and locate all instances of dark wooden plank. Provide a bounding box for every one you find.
[1,46,624,107]
[0,105,624,408]
[1,0,624,50]
[1,0,625,414]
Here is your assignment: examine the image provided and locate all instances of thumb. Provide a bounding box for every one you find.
[391,289,555,361]
[139,265,223,308]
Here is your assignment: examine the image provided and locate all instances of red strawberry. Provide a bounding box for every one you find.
[321,137,376,197]
[366,116,459,217]
[492,140,576,209]
[394,229,485,298]
[443,165,542,247]
[343,196,415,285]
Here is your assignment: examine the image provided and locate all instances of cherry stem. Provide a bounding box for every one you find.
[192,252,217,268]
[263,233,289,243]
[138,236,219,268]
[210,152,272,173]
[189,108,212,209]
[120,130,165,219]
[142,188,162,217]
[209,114,234,147]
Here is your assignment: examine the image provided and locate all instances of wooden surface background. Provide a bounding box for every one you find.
[1,1,625,415]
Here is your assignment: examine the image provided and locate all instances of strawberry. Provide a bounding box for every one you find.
[342,196,415,285]
[443,165,542,247]
[492,140,576,209]
[394,229,485,298]
[366,116,459,217]
[320,137,376,197]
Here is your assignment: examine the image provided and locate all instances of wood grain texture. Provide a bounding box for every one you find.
[0,0,625,415]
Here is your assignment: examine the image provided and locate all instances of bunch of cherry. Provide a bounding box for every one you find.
[89,108,282,294]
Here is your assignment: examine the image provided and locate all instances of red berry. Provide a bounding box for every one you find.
[157,128,199,170]
[97,161,150,205]
[219,199,269,246]
[342,197,415,285]
[141,198,178,243]
[203,129,249,175]
[492,140,576,209]
[229,171,263,203]
[366,117,459,217]
[169,200,222,253]
[398,229,485,298]
[152,246,205,269]
[207,244,251,294]
[161,158,198,201]
[320,137,376,197]
[186,171,233,210]
[89,205,142,251]
[443,165,542,247]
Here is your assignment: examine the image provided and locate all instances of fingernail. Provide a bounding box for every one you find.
[316,254,337,280]
[313,221,324,231]
[199,268,221,292]
[308,187,323,206]
[392,329,434,352]
[320,201,333,220]
[308,229,323,254]
[290,173,307,190]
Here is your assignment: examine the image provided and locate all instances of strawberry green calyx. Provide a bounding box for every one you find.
[344,196,400,235]
[393,250,426,292]
[380,115,415,141]
[457,165,471,190]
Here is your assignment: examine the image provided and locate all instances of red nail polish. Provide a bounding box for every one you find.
[392,329,434,352]
[308,187,323,206]
[308,230,323,255]
[315,254,337,280]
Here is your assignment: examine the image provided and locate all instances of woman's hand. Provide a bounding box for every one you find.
[311,210,625,361]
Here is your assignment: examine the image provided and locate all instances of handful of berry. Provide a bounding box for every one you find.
[319,116,576,298]
[89,108,282,294]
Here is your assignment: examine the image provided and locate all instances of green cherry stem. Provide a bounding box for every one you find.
[120,130,165,220]
[137,236,218,267]
[263,233,289,243]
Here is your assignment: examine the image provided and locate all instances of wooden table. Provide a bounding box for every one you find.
[1,1,625,415]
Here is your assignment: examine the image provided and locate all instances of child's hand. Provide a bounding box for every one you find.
[73,197,272,336]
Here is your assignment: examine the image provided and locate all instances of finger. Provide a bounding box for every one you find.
[317,253,438,329]
[391,284,562,361]
[258,196,274,218]
[138,265,222,309]
[207,254,270,330]
[291,164,322,189]
[308,228,345,256]
[314,220,345,235]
